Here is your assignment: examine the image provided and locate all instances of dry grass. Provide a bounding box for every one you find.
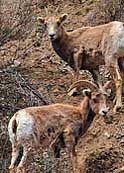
[0,0,35,45]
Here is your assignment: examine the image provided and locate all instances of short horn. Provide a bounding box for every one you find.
[44,6,49,16]
[55,6,60,14]
[68,80,98,92]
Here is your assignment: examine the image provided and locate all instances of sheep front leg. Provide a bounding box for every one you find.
[66,145,78,173]
[9,144,19,172]
[68,47,83,96]
[71,147,78,173]
[73,46,83,81]
[63,128,78,173]
[89,69,101,86]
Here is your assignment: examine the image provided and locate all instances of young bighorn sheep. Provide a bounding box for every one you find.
[38,14,124,113]
[8,80,110,173]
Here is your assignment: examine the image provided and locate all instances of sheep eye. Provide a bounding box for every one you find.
[57,21,61,26]
[92,98,97,103]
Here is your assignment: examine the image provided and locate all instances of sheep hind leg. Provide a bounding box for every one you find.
[66,147,78,173]
[120,70,124,95]
[108,60,123,113]
[9,144,19,172]
[17,143,31,173]
[114,71,122,112]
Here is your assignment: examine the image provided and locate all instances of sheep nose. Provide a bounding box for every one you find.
[102,110,108,116]
[49,34,55,40]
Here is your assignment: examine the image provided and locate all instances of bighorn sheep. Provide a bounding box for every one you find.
[8,80,110,173]
[38,14,124,113]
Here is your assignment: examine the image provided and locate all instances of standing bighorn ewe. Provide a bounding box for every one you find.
[8,80,110,173]
[38,14,124,113]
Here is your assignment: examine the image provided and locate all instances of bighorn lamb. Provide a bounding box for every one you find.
[8,80,110,173]
[38,14,124,113]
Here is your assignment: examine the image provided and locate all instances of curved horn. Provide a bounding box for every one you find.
[55,6,60,14]
[68,80,98,92]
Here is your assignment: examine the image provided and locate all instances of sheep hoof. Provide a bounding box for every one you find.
[9,166,16,173]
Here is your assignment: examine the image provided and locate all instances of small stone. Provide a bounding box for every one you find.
[120,166,124,171]
[1,50,6,56]
[104,132,111,139]
[14,60,21,67]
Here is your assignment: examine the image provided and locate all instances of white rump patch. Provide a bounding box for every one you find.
[16,110,34,141]
[110,22,124,55]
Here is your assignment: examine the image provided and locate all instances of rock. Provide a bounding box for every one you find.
[104,132,111,139]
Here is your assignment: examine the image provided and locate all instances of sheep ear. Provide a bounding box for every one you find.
[103,81,112,90]
[59,14,68,23]
[103,80,113,96]
[38,17,45,24]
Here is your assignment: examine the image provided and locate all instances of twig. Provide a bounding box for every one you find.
[15,72,50,105]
